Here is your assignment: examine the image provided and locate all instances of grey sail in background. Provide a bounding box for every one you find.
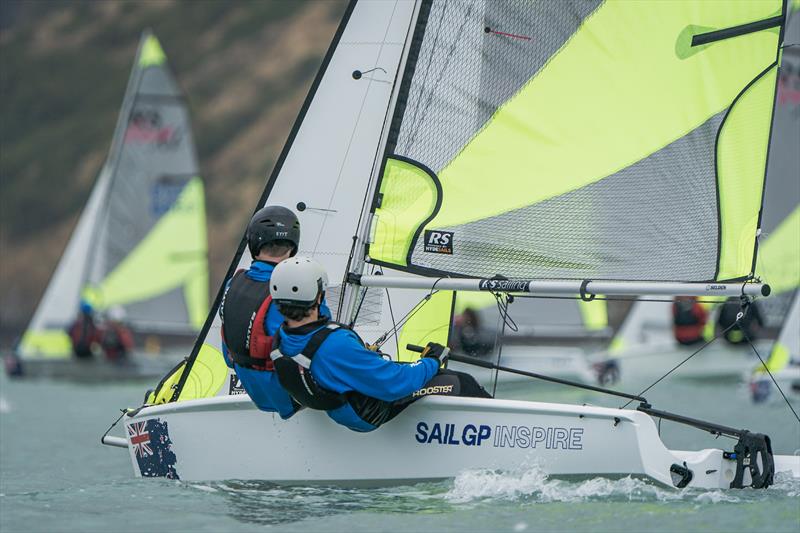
[19,30,208,358]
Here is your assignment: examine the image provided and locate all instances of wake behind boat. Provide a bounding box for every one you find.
[103,0,800,490]
[9,30,208,382]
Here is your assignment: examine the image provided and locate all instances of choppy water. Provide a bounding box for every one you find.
[1,371,799,532]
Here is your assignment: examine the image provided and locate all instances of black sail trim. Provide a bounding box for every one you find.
[171,0,359,402]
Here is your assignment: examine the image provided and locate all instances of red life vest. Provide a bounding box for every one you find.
[220,270,275,371]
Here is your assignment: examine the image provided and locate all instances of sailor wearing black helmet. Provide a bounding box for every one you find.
[269,257,490,433]
[219,206,331,418]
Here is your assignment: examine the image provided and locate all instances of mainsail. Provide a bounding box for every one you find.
[368,0,783,282]
[19,31,208,358]
[160,0,786,402]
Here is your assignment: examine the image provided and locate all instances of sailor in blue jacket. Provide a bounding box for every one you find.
[219,206,330,419]
[268,257,491,432]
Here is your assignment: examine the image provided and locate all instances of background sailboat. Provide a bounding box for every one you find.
[12,30,208,380]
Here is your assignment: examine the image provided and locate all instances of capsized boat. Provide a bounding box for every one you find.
[103,0,800,488]
[10,31,209,381]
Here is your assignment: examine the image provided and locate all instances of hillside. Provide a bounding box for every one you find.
[0,0,346,332]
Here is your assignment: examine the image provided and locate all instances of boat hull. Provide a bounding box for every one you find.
[120,395,799,488]
[6,351,183,383]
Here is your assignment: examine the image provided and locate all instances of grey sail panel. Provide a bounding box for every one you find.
[407,113,724,280]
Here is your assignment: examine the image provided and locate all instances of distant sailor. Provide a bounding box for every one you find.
[219,206,330,418]
[100,306,134,361]
[672,296,708,346]
[269,256,491,433]
[68,300,101,359]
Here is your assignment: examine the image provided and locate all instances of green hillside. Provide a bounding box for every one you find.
[0,0,346,330]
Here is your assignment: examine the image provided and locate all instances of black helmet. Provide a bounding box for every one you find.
[246,206,300,258]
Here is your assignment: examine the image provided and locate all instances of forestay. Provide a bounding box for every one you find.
[19,31,208,358]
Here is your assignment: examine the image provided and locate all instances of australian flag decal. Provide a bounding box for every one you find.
[127,418,179,479]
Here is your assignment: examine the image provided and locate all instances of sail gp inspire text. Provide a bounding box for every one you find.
[415,422,584,450]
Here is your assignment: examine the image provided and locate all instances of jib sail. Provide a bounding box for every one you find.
[160,0,424,402]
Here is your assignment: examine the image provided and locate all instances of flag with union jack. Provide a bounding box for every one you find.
[126,418,179,479]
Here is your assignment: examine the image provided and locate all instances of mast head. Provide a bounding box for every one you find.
[247,205,300,258]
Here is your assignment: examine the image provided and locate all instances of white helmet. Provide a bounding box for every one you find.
[270,256,328,307]
[108,305,126,322]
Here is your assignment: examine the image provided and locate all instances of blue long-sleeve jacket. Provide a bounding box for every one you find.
[220,260,331,418]
[277,321,439,431]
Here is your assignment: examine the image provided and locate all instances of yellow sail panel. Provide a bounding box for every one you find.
[756,206,800,295]
[175,344,230,401]
[396,291,454,362]
[578,299,608,331]
[91,178,208,328]
[139,34,167,68]
[371,158,439,266]
[18,330,73,359]
[717,66,779,280]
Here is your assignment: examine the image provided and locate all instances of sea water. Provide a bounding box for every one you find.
[1,372,798,532]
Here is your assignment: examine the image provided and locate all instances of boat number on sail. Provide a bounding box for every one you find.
[424,230,453,254]
[415,422,584,450]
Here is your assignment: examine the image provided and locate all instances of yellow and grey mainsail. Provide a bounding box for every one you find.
[157,1,787,403]
[19,31,208,358]
[368,0,786,283]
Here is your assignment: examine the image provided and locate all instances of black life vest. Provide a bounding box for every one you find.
[220,270,275,371]
[271,322,349,411]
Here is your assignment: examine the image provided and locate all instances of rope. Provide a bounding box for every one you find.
[100,409,126,444]
[491,293,513,397]
[620,318,743,409]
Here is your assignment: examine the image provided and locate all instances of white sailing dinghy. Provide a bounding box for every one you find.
[104,1,800,488]
[12,31,208,381]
